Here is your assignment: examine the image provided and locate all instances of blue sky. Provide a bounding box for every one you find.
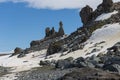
[0,2,82,52]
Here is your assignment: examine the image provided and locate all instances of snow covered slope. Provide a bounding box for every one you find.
[0,23,120,73]
[0,49,47,72]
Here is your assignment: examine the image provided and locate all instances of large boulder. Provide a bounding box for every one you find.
[46,42,62,56]
[10,47,24,57]
[39,60,51,66]
[55,57,74,69]
[14,47,23,54]
[30,40,40,47]
[80,5,93,25]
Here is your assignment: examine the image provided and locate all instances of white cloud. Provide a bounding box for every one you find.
[0,0,120,10]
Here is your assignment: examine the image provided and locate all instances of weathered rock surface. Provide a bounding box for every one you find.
[60,68,120,80]
[80,5,93,25]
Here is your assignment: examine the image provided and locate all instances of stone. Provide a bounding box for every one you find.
[75,57,85,63]
[80,5,93,25]
[46,42,62,56]
[102,0,113,12]
[10,47,23,57]
[103,64,120,74]
[55,58,73,69]
[17,53,26,58]
[104,56,120,65]
[39,60,51,66]
[30,40,40,47]
[14,47,23,54]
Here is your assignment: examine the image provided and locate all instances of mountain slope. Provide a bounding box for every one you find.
[0,0,120,80]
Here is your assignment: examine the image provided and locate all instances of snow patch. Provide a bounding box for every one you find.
[95,11,118,21]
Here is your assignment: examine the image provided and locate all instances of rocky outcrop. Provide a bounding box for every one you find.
[80,0,115,25]
[46,41,62,56]
[80,5,93,25]
[97,0,113,13]
[10,47,23,57]
[45,27,56,38]
[45,21,65,38]
[58,21,65,36]
[14,47,23,54]
[45,27,50,37]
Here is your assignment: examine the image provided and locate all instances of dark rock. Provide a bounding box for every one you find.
[30,40,40,47]
[17,52,26,58]
[90,55,101,62]
[58,21,65,36]
[46,42,62,56]
[45,27,51,37]
[80,5,93,25]
[73,57,95,68]
[102,0,113,12]
[75,57,85,63]
[108,42,120,53]
[95,64,104,68]
[97,0,113,13]
[39,60,51,66]
[104,56,120,65]
[10,47,23,57]
[91,48,100,53]
[55,58,74,69]
[103,64,120,74]
[14,47,23,54]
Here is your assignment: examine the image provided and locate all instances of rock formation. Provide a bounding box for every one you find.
[96,0,113,13]
[14,47,23,54]
[45,27,56,38]
[45,27,50,37]
[58,21,65,36]
[80,5,93,25]
[98,0,113,13]
[45,21,65,38]
[80,0,114,26]
[10,47,23,57]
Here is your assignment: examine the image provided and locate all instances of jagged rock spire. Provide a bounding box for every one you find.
[58,21,65,36]
[51,27,55,35]
[45,27,50,37]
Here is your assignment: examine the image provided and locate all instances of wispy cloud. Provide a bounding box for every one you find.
[0,0,120,10]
